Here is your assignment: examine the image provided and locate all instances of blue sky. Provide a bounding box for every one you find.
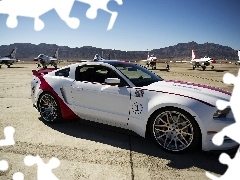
[0,0,240,51]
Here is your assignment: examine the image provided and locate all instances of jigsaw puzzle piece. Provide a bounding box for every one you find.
[212,122,240,146]
[24,155,60,180]
[207,148,240,180]
[12,172,24,180]
[0,126,15,146]
[0,0,18,28]
[53,0,80,29]
[0,160,9,171]
[216,100,229,111]
[76,0,123,30]
[205,171,220,180]
[6,15,18,28]
[228,71,240,121]
[222,72,236,85]
[0,0,79,30]
[34,18,45,31]
[0,0,49,31]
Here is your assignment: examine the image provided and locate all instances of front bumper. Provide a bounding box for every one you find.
[202,136,238,151]
[202,117,238,151]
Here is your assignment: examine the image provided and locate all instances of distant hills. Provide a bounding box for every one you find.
[0,41,238,61]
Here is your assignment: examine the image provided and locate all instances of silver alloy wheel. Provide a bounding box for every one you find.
[38,93,59,122]
[152,110,194,152]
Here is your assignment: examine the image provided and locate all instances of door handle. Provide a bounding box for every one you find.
[76,87,83,90]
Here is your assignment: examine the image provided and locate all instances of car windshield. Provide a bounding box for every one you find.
[108,62,163,87]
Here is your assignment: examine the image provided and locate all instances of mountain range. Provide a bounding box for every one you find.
[0,41,238,61]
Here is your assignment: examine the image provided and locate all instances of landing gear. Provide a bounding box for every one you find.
[37,63,41,68]
[201,65,206,71]
[146,62,150,67]
[166,64,170,70]
[150,61,157,70]
[7,64,10,68]
[192,65,196,70]
[211,65,214,69]
[0,65,1,69]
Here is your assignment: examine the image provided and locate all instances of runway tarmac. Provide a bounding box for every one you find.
[0,61,239,179]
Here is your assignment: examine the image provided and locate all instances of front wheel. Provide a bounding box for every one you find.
[149,107,200,153]
[38,92,62,123]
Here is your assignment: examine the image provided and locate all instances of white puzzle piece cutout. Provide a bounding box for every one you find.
[76,0,123,30]
[0,126,15,146]
[24,155,60,180]
[206,69,240,179]
[0,126,15,173]
[0,0,123,31]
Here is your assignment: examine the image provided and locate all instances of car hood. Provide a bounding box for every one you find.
[143,80,231,106]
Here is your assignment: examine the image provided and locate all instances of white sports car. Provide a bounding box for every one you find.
[31,60,238,153]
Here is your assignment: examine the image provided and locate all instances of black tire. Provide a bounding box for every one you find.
[211,65,214,69]
[192,66,196,70]
[37,92,62,123]
[202,66,206,71]
[149,107,201,153]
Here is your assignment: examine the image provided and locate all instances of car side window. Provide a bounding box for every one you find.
[55,67,70,77]
[75,65,127,86]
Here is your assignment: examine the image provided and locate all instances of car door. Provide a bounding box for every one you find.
[71,65,131,127]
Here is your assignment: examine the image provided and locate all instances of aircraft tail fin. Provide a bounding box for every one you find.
[52,48,59,59]
[192,49,198,60]
[6,47,17,58]
[238,50,240,60]
[147,51,150,59]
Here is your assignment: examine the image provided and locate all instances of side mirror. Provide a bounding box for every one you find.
[104,78,120,85]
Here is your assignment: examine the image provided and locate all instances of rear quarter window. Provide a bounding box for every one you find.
[55,68,70,77]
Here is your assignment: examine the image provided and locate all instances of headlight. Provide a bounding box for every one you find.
[213,108,231,118]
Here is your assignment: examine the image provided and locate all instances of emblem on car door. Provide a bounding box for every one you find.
[131,102,143,115]
[135,89,144,97]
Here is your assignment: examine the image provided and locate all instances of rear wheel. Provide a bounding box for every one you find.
[38,92,62,123]
[192,66,196,70]
[149,107,200,153]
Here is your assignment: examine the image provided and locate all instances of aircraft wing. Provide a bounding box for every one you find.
[49,58,58,61]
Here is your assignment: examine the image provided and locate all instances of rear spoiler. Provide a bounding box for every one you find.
[32,68,56,76]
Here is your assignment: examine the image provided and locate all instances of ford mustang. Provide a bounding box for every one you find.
[31,60,238,153]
